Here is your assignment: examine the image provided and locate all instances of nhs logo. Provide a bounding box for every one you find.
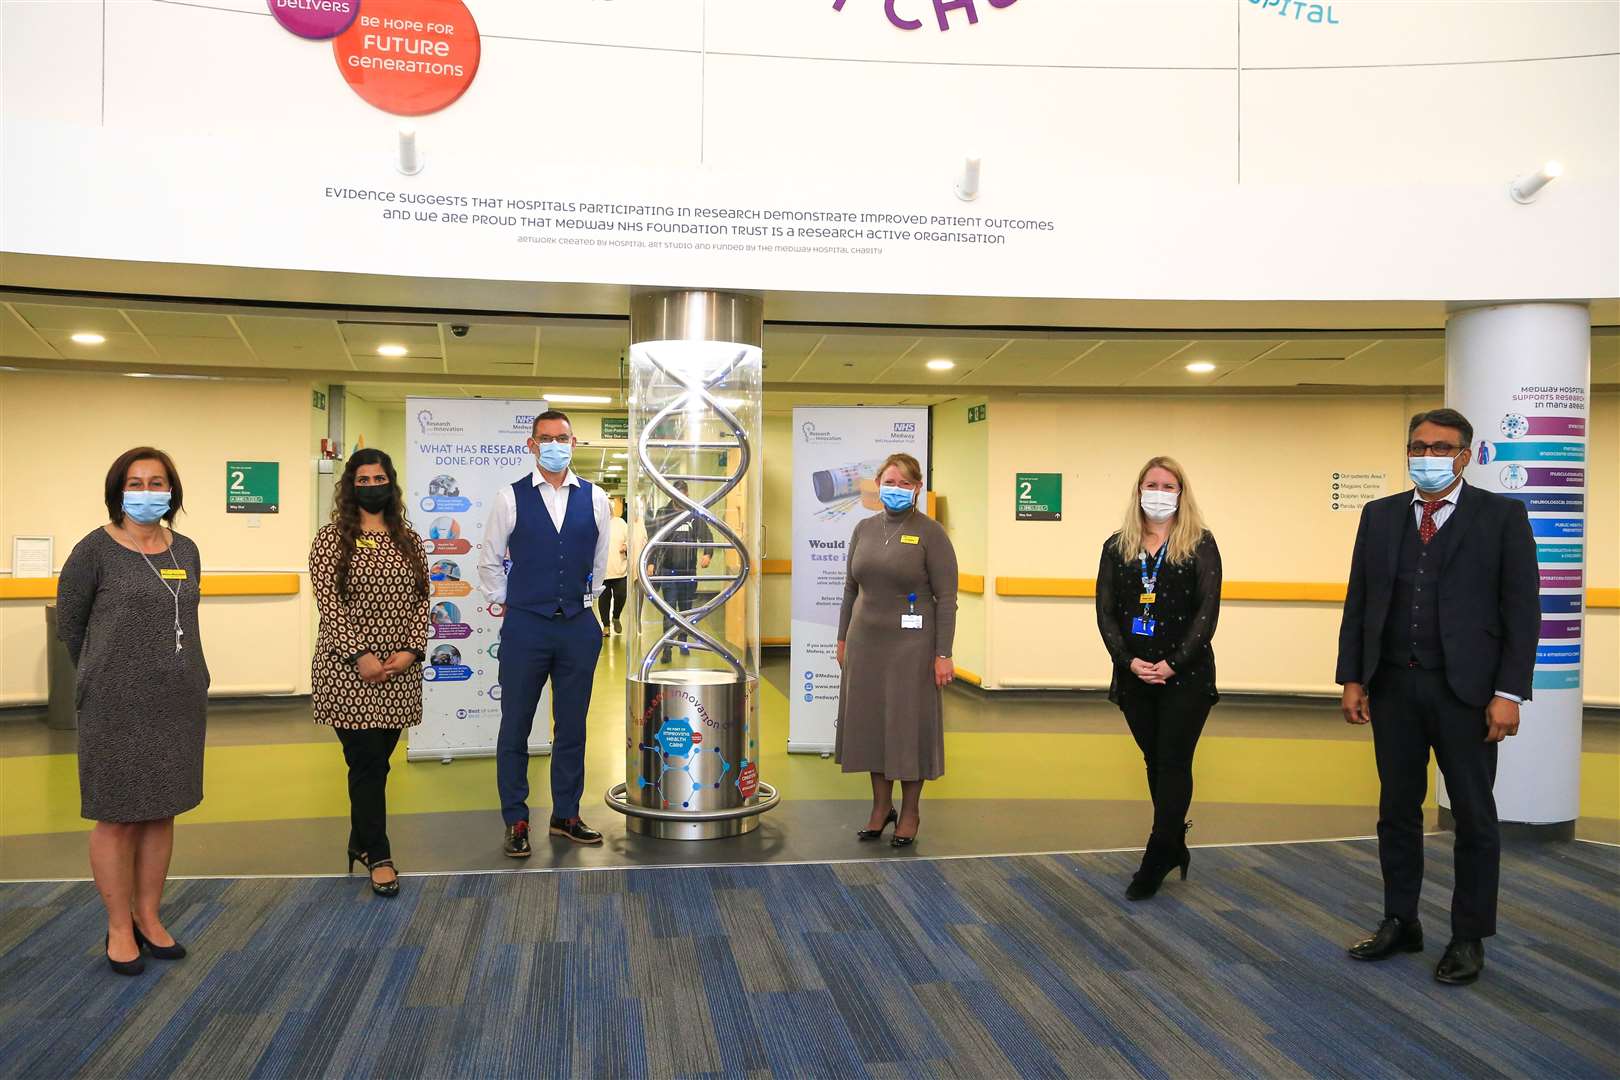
[892,422,917,434]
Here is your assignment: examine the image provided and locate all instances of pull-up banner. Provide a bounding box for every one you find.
[789,406,930,754]
[405,397,551,762]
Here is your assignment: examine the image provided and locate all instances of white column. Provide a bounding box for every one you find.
[1443,301,1590,830]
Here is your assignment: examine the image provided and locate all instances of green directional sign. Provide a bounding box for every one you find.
[226,461,280,514]
[600,416,630,440]
[967,403,987,423]
[1015,472,1061,521]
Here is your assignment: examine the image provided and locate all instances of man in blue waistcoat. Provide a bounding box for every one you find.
[477,410,612,852]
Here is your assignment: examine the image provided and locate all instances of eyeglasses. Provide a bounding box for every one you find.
[1407,441,1464,458]
[532,435,572,445]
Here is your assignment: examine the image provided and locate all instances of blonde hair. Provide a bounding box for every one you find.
[877,453,923,485]
[1115,456,1207,565]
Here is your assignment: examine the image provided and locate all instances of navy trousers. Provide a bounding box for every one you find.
[496,608,603,824]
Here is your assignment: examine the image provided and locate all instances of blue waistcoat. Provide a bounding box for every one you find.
[505,476,598,618]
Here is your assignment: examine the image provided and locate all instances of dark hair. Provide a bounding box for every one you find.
[1408,408,1474,447]
[331,449,430,602]
[531,409,572,435]
[104,446,183,525]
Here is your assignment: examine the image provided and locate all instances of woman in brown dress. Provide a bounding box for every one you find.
[835,453,958,848]
[310,449,430,897]
[57,447,208,975]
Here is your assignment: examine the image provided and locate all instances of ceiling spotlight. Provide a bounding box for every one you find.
[377,344,409,358]
[1185,361,1217,374]
[543,393,613,404]
[1509,160,1564,204]
[926,358,956,371]
[70,332,106,345]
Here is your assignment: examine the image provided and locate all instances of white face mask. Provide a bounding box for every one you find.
[1140,489,1179,522]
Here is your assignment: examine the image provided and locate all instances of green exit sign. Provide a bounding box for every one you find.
[1015,472,1061,521]
[967,403,987,423]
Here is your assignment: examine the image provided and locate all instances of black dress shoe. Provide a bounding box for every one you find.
[132,924,187,960]
[550,817,604,845]
[1435,938,1485,985]
[857,808,897,841]
[1348,916,1424,961]
[105,934,145,977]
[504,821,532,858]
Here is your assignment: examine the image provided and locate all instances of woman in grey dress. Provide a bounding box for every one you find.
[56,447,208,976]
[835,453,958,848]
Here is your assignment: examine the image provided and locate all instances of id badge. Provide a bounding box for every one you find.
[1131,616,1156,637]
[901,613,924,630]
[1138,592,1156,605]
[356,538,379,549]
[159,568,188,581]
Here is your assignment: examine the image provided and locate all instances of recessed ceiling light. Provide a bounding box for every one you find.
[612,452,628,460]
[377,344,409,358]
[606,465,624,472]
[71,332,106,345]
[925,358,956,371]
[1185,361,1217,374]
[543,393,613,404]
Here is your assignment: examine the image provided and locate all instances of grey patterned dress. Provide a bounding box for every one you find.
[55,527,209,822]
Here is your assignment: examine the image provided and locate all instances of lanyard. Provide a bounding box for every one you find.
[1138,542,1166,616]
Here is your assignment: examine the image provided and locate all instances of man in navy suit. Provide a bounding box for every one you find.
[478,410,612,852]
[1335,408,1540,986]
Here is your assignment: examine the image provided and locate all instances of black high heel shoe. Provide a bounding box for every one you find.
[133,924,187,961]
[891,819,919,848]
[348,848,401,897]
[1126,821,1191,901]
[105,933,145,977]
[857,808,898,841]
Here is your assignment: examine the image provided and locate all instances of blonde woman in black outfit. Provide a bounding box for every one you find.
[1095,456,1222,900]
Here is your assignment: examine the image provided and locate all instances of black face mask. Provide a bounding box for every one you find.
[354,484,393,513]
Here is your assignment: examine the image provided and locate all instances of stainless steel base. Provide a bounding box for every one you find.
[605,782,779,841]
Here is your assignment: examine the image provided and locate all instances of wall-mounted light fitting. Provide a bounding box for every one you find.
[1509,160,1563,204]
[397,124,424,176]
[955,155,981,202]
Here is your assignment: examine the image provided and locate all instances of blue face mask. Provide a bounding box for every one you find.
[537,441,573,473]
[122,490,172,524]
[1408,456,1458,493]
[879,484,915,512]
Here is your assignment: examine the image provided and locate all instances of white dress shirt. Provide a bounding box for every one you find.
[1410,480,1521,705]
[477,467,612,605]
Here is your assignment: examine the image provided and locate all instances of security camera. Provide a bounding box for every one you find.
[449,324,470,337]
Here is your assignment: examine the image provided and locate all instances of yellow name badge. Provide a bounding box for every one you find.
[1139,593,1156,605]
[160,569,189,581]
[900,535,920,545]
[356,538,380,549]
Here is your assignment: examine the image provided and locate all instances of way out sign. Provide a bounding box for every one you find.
[1015,472,1061,521]
[227,461,280,514]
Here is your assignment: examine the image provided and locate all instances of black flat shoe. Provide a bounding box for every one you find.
[367,859,401,898]
[504,821,532,858]
[1348,916,1424,961]
[1435,938,1484,985]
[549,817,604,845]
[105,934,144,977]
[857,809,897,841]
[132,924,187,960]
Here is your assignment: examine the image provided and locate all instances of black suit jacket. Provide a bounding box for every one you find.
[1335,482,1540,707]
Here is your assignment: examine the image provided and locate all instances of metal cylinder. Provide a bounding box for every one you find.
[605,289,776,840]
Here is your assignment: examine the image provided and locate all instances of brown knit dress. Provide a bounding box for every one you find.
[834,508,959,781]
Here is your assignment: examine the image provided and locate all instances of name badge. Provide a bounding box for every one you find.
[1139,593,1156,605]
[900,535,920,545]
[356,538,379,549]
[1131,616,1156,637]
[159,568,188,581]
[901,613,923,630]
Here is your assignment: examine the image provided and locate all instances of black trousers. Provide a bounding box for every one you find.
[1369,663,1500,940]
[661,580,699,654]
[333,726,402,862]
[1117,678,1214,841]
[596,577,628,626]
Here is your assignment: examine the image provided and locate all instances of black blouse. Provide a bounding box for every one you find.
[1096,531,1222,702]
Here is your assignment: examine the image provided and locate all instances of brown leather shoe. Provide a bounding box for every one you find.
[549,817,603,845]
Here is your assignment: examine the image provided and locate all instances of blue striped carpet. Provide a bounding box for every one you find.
[1,836,1615,1079]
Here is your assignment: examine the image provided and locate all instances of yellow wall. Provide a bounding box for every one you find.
[931,397,990,677]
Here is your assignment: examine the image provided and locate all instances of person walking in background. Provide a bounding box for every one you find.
[1336,408,1539,986]
[479,410,612,853]
[1095,456,1221,901]
[646,479,713,661]
[56,447,208,975]
[835,453,958,849]
[309,449,430,898]
[598,500,630,635]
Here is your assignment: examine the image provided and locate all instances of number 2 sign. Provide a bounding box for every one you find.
[226,461,280,514]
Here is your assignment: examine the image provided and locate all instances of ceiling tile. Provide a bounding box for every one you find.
[1323,339,1445,383]
[445,322,537,376]
[761,330,823,372]
[143,335,257,365]
[878,336,1008,383]
[1050,340,1192,386]
[0,306,59,358]
[37,329,156,362]
[351,355,446,375]
[124,310,240,339]
[791,334,916,381]
[12,303,131,334]
[954,337,1101,385]
[339,321,442,359]
[1261,338,1380,360]
[1125,339,1284,386]
[234,316,351,367]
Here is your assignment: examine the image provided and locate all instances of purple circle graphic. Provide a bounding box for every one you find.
[268,0,359,40]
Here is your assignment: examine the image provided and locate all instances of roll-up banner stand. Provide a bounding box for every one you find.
[406,397,551,762]
[789,406,930,754]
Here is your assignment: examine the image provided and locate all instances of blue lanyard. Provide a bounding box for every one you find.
[1138,543,1167,607]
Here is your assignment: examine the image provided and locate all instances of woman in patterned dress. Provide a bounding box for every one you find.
[310,450,430,897]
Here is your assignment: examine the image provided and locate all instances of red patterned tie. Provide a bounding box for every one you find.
[1419,500,1443,545]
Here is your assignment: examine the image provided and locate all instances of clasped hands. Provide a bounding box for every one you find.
[357,651,417,685]
[1129,657,1174,685]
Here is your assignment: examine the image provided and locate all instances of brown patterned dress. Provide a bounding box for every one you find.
[310,524,430,729]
